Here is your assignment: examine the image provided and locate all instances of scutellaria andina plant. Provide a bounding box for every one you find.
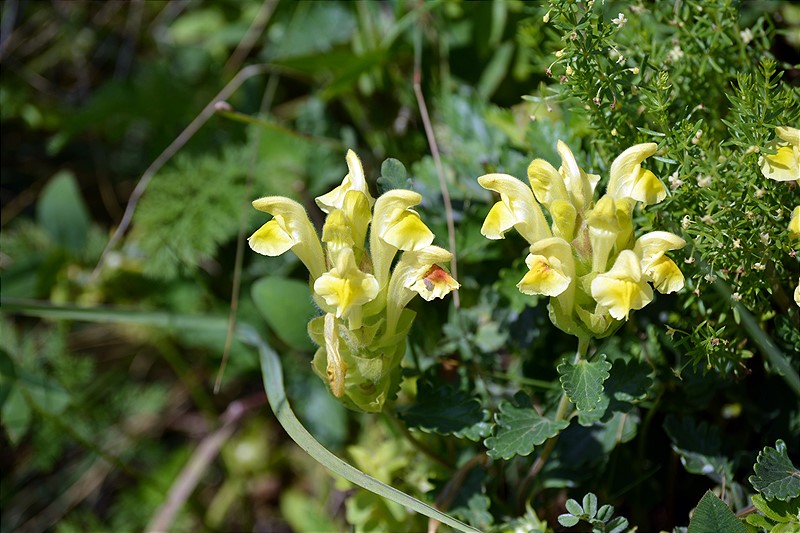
[477,141,686,343]
[248,150,458,412]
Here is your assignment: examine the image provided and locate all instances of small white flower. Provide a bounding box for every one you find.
[681,215,692,229]
[697,175,712,188]
[668,172,684,189]
[700,214,714,225]
[740,28,753,44]
[631,66,640,75]
[667,45,684,63]
[760,233,771,245]
[704,273,718,283]
[753,262,766,271]
[731,292,742,302]
[565,64,574,76]
[755,188,765,198]
[733,239,741,249]
[684,256,695,264]
[612,13,627,28]
[616,55,626,64]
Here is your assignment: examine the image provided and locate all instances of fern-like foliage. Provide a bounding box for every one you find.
[133,146,251,280]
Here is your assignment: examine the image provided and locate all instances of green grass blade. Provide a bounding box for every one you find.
[0,298,480,533]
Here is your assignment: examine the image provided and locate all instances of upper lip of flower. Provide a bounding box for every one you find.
[760,126,800,182]
[477,173,552,244]
[248,196,327,280]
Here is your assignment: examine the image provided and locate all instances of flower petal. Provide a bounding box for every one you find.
[607,143,666,205]
[385,245,454,333]
[370,189,435,287]
[477,173,551,244]
[517,237,575,298]
[646,256,685,294]
[518,254,571,296]
[527,158,569,208]
[587,195,621,272]
[557,140,600,211]
[250,196,326,279]
[408,265,460,301]
[248,217,295,256]
[590,250,653,320]
[313,248,379,322]
[316,149,375,213]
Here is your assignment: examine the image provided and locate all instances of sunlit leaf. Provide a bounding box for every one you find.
[687,491,747,533]
[557,354,612,413]
[484,393,569,460]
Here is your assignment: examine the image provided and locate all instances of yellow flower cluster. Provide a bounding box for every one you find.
[249,150,458,412]
[478,141,685,341]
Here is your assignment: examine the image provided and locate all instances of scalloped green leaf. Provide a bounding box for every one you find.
[687,491,747,533]
[558,354,612,413]
[401,380,491,441]
[749,440,800,502]
[484,394,569,460]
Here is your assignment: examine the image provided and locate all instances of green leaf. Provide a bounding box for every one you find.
[557,514,580,527]
[401,380,491,441]
[749,440,800,502]
[664,415,731,483]
[687,491,748,533]
[2,385,31,445]
[377,158,411,194]
[484,393,569,460]
[252,277,318,351]
[751,493,800,524]
[558,354,612,413]
[36,170,90,253]
[582,492,598,519]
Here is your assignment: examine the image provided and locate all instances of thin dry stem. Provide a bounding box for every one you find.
[413,25,459,308]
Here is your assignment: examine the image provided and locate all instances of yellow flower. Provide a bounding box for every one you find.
[386,245,458,334]
[316,149,375,212]
[370,190,435,287]
[633,231,686,294]
[313,248,379,327]
[607,143,667,205]
[517,237,575,298]
[528,140,600,212]
[249,197,326,280]
[477,173,552,244]
[760,126,800,182]
[591,250,654,320]
[794,280,799,308]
